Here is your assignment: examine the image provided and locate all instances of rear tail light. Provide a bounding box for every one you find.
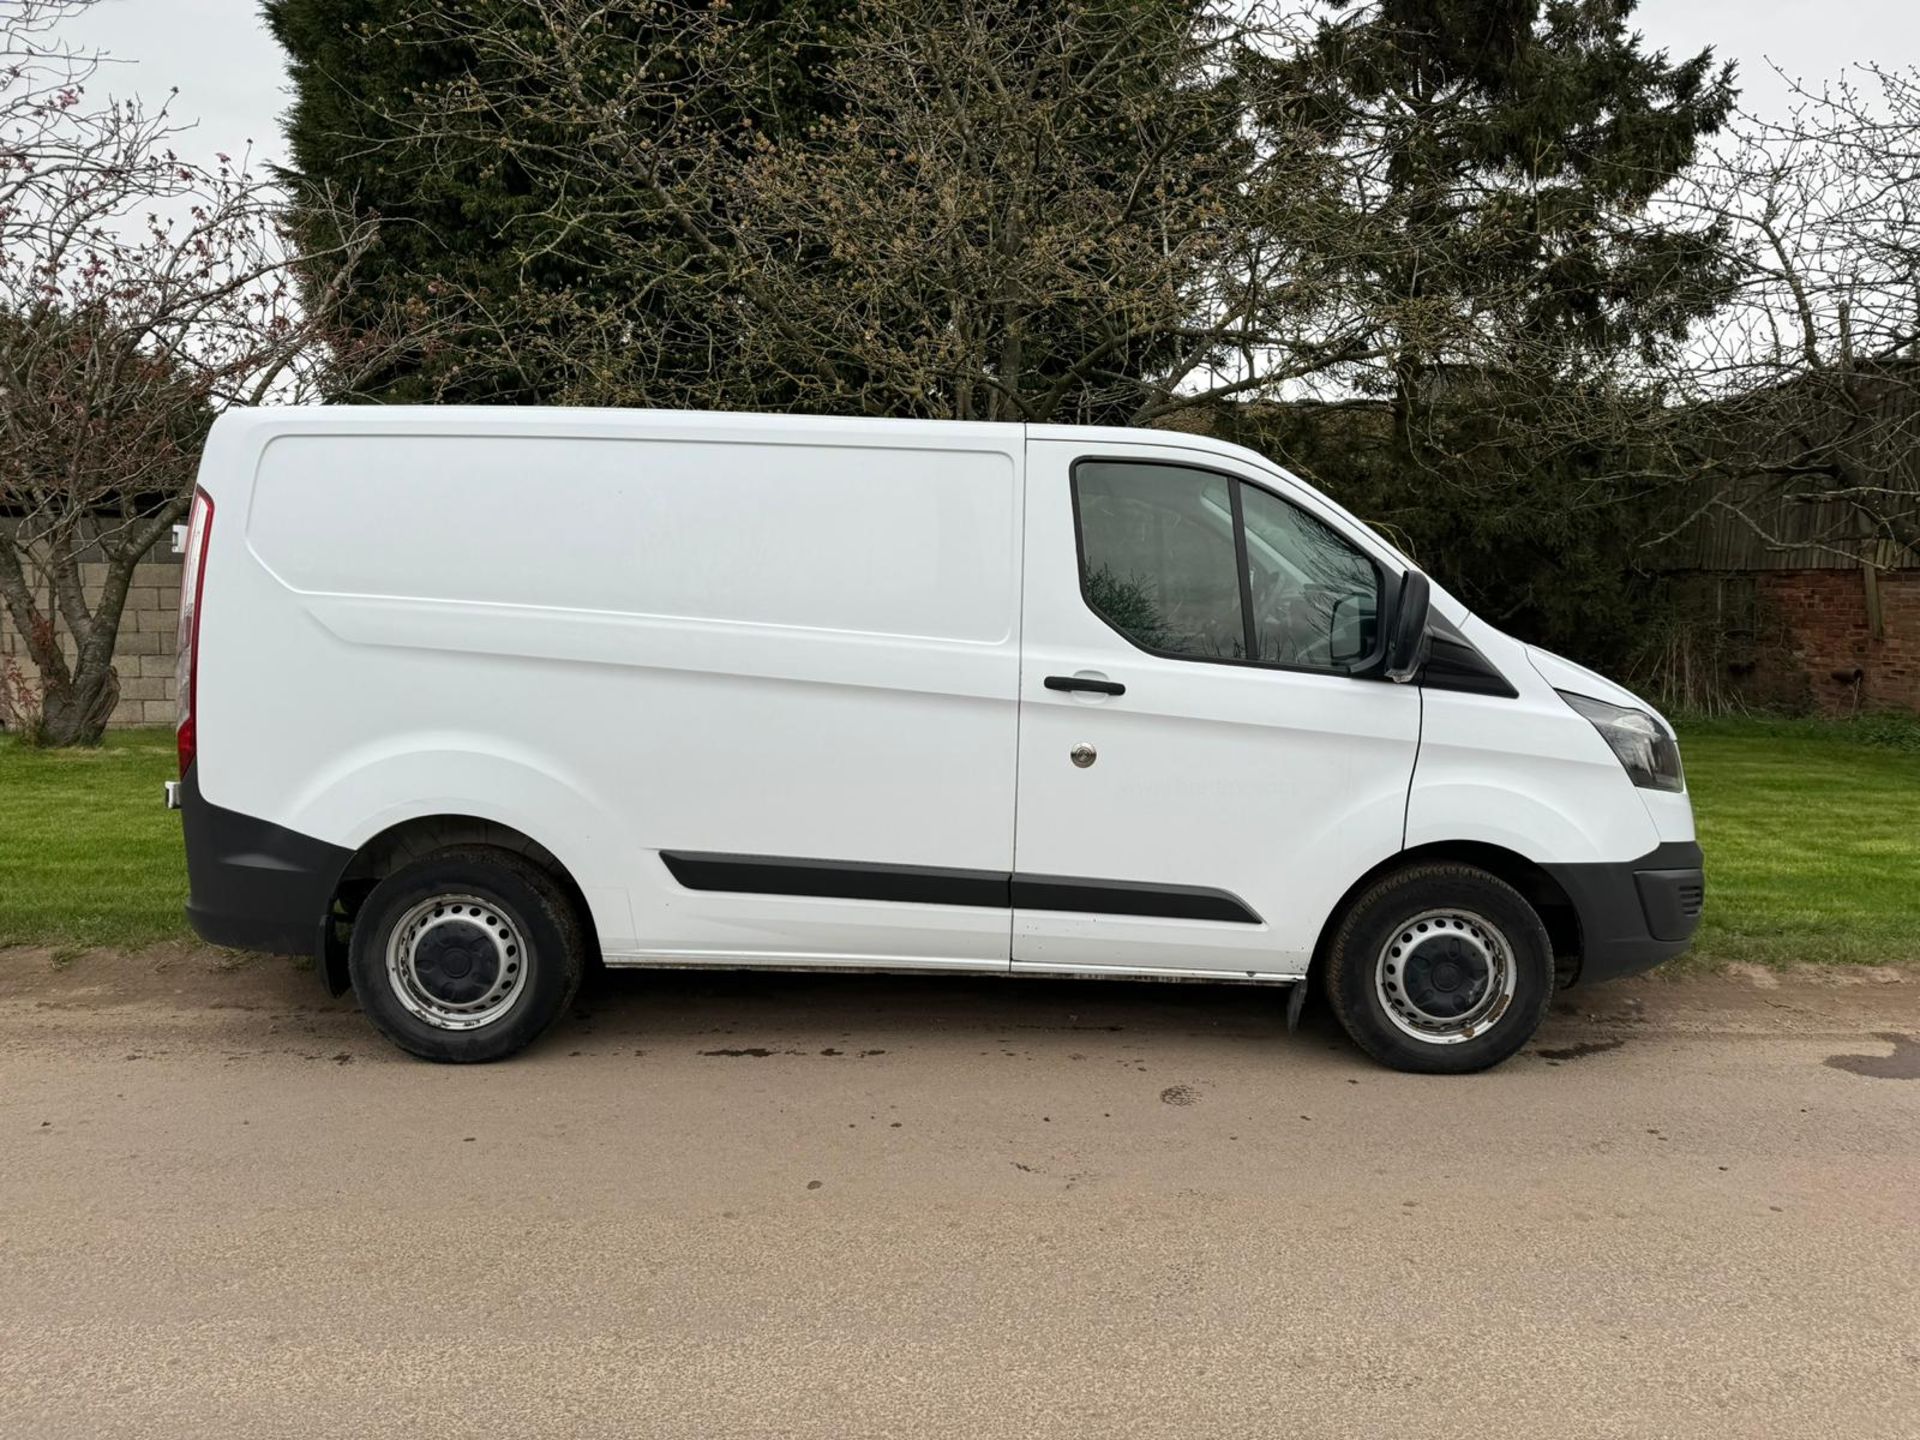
[175,487,213,775]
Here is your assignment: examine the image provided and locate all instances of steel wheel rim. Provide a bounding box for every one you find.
[1374,908,1515,1046]
[385,893,529,1031]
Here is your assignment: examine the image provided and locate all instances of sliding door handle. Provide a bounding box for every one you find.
[1044,674,1126,697]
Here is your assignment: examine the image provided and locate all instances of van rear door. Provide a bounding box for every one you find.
[1009,437,1420,978]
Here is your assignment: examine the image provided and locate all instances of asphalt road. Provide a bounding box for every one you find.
[2,949,1917,1439]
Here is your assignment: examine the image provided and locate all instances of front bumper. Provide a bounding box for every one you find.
[1544,840,1704,986]
[178,764,353,963]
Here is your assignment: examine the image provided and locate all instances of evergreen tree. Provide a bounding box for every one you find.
[262,0,848,401]
[1287,0,1736,390]
[1260,0,1737,660]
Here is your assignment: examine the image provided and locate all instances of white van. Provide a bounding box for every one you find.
[170,407,1701,1072]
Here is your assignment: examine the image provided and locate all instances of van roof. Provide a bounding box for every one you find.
[211,406,1283,477]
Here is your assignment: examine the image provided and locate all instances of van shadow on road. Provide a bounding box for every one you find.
[442,961,1678,1072]
[567,964,1312,1051]
[548,964,1699,1071]
[6,944,1914,1075]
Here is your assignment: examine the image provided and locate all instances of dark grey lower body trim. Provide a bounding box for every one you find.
[179,764,354,985]
[659,852,1263,925]
[1544,840,1704,986]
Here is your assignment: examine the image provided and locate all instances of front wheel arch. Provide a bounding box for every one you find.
[1310,840,1582,992]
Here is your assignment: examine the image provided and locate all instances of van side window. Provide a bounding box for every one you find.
[1073,460,1380,674]
[1238,482,1379,671]
[1074,462,1247,660]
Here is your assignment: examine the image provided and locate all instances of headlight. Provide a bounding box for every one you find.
[1557,691,1685,792]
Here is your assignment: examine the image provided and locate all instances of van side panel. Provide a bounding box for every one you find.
[245,434,1013,641]
[197,419,1025,968]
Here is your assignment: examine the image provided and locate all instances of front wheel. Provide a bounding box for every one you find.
[348,846,585,1062]
[1322,863,1555,1074]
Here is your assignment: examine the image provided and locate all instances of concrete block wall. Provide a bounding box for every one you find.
[1757,570,1920,716]
[0,552,184,729]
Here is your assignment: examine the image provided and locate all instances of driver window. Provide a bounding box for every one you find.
[1239,483,1379,670]
[1073,459,1379,674]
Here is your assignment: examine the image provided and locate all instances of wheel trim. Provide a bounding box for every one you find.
[386,894,529,1032]
[1373,908,1516,1046]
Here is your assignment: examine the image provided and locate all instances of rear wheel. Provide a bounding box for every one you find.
[348,846,585,1062]
[1322,863,1554,1074]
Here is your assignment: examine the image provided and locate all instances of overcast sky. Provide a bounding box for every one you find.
[56,0,1920,176]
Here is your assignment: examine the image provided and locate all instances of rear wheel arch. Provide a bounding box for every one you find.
[321,815,600,996]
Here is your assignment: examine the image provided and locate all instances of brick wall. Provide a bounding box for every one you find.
[1757,569,1920,716]
[0,544,183,729]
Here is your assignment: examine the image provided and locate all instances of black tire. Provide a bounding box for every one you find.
[1321,862,1554,1074]
[348,845,586,1063]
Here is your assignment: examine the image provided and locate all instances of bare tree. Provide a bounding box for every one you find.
[0,0,403,745]
[1661,66,1920,567]
[725,0,1392,423]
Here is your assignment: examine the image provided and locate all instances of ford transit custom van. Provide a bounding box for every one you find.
[171,408,1701,1072]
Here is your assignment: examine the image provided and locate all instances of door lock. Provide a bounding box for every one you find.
[1070,743,1097,769]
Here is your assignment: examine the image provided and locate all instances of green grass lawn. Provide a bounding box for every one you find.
[0,729,186,950]
[3,719,1917,963]
[1679,717,1920,966]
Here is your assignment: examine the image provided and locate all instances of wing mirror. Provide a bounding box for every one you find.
[1383,569,1432,684]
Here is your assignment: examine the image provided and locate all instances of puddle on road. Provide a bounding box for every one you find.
[1823,1032,1920,1080]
